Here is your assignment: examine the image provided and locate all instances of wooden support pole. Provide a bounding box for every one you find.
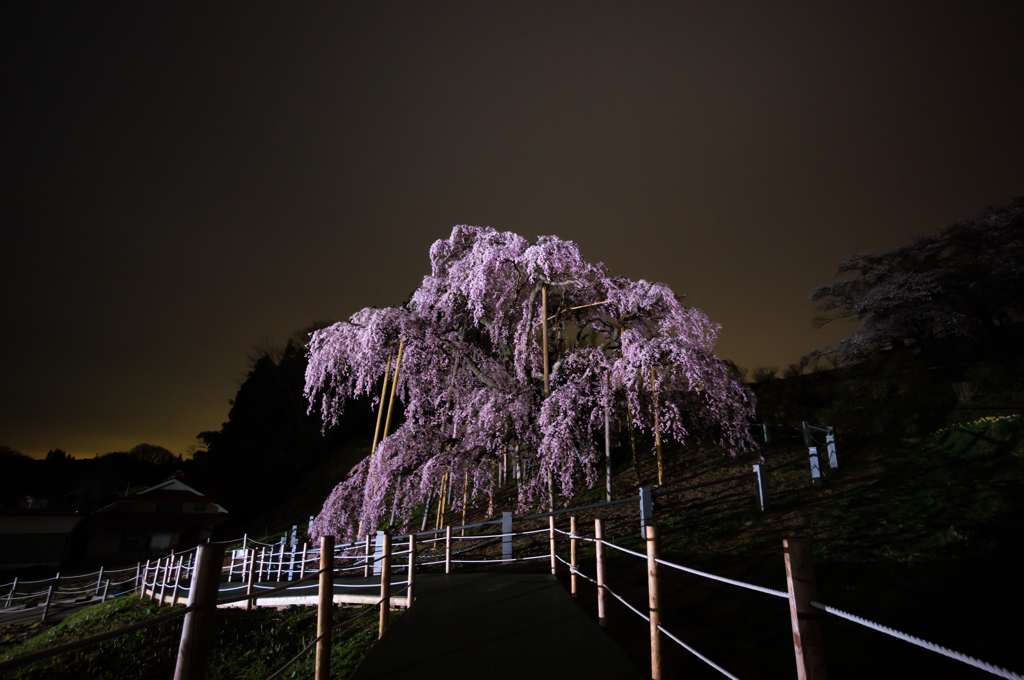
[4,577,17,608]
[542,286,554,512]
[570,516,578,597]
[650,367,664,487]
[259,547,266,582]
[460,469,469,536]
[381,339,404,443]
[549,516,557,575]
[41,585,53,622]
[172,555,184,606]
[605,379,612,502]
[101,579,110,603]
[95,566,104,597]
[364,535,371,578]
[626,400,643,486]
[315,536,334,680]
[445,526,452,574]
[141,561,150,599]
[754,464,770,512]
[173,542,224,680]
[784,538,828,680]
[378,533,392,639]
[245,549,257,612]
[277,541,285,582]
[646,525,662,680]
[407,534,417,605]
[370,351,393,455]
[595,519,607,627]
[300,543,308,579]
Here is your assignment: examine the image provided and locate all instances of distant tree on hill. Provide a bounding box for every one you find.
[811,197,1024,361]
[305,226,756,541]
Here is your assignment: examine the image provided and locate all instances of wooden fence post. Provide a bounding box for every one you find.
[5,577,18,608]
[101,579,110,603]
[549,516,557,575]
[259,547,266,582]
[140,561,150,599]
[95,566,104,597]
[172,555,184,606]
[41,585,53,622]
[315,536,334,680]
[276,540,285,582]
[173,542,223,680]
[445,526,452,574]
[784,538,827,680]
[646,525,661,680]
[300,542,308,579]
[570,516,578,597]
[160,557,170,604]
[378,533,392,639]
[246,549,257,612]
[407,534,417,605]
[595,519,607,627]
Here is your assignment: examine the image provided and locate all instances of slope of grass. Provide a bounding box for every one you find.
[0,594,397,680]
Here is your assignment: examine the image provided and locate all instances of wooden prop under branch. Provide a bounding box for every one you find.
[381,338,405,443]
[650,367,664,486]
[370,352,393,455]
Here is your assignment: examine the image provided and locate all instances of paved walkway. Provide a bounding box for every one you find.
[350,573,643,680]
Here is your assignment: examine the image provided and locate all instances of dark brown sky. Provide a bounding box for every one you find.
[2,2,1021,459]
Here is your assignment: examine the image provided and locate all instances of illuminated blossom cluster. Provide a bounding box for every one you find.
[306,226,756,541]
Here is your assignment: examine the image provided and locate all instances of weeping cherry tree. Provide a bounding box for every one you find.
[306,226,756,541]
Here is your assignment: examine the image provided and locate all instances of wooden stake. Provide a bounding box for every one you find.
[646,525,661,680]
[159,557,169,603]
[315,536,334,680]
[245,549,256,612]
[41,585,53,622]
[173,542,224,680]
[381,339,405,443]
[172,555,183,606]
[650,368,664,486]
[5,577,17,608]
[784,539,828,680]
[595,519,607,627]
[300,543,308,579]
[570,516,578,597]
[95,566,104,596]
[371,352,393,455]
[549,516,557,575]
[101,579,110,603]
[378,533,392,639]
[141,561,150,599]
[364,535,371,578]
[445,526,452,574]
[542,286,555,512]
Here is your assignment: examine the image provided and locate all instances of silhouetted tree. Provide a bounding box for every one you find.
[811,198,1024,361]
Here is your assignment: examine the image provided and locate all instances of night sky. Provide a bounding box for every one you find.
[3,2,1021,459]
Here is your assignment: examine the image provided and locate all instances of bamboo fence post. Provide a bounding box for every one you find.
[172,555,184,606]
[300,543,308,579]
[378,533,392,639]
[646,525,662,680]
[381,339,404,443]
[784,538,827,680]
[95,566,104,597]
[160,557,170,604]
[315,536,334,680]
[371,351,394,455]
[650,367,664,486]
[173,542,224,680]
[407,534,417,605]
[364,535,371,578]
[41,585,53,622]
[445,526,452,574]
[595,519,607,627]
[549,516,557,575]
[140,561,150,599]
[101,579,110,603]
[5,577,17,608]
[246,549,257,612]
[570,516,578,597]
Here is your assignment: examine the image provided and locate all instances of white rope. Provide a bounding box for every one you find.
[598,539,647,560]
[418,560,446,566]
[657,625,742,680]
[519,528,551,535]
[516,553,551,561]
[450,558,514,564]
[602,584,649,622]
[810,601,1024,680]
[655,557,789,599]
